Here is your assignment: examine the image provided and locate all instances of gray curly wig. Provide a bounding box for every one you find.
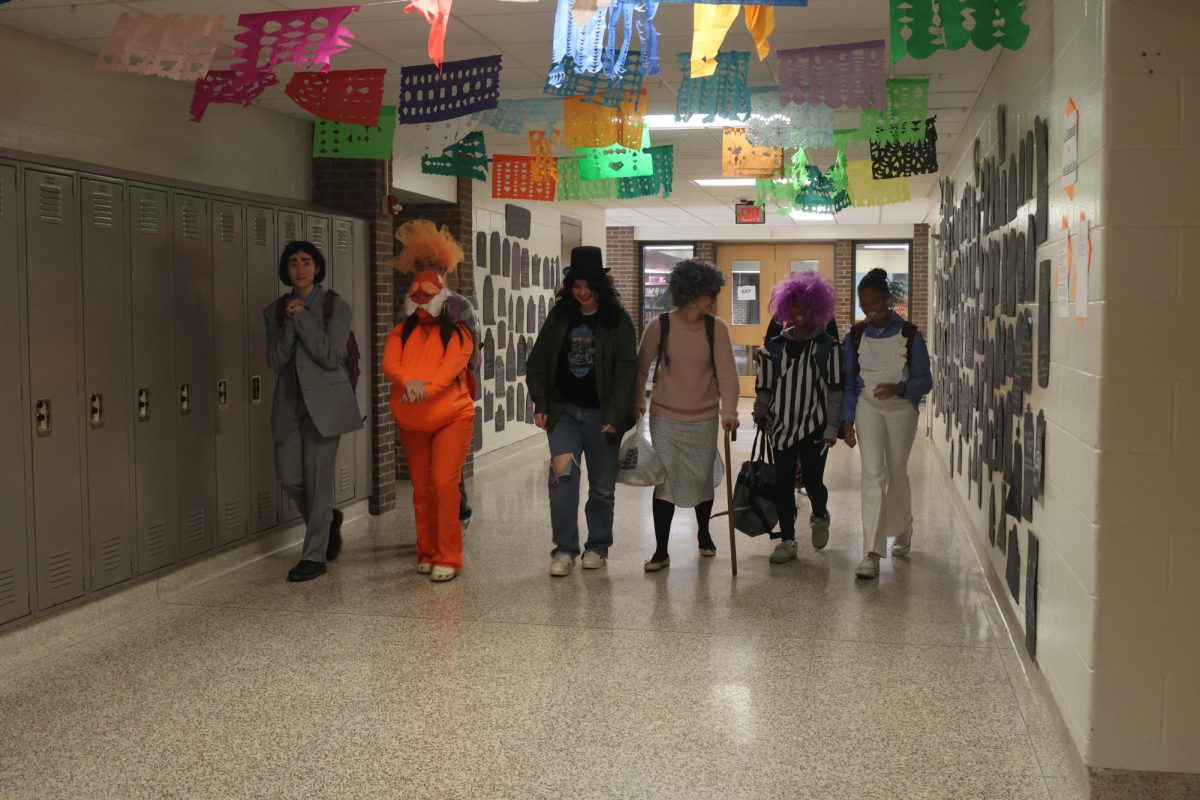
[667,258,726,308]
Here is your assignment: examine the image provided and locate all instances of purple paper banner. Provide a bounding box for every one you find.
[777,39,887,110]
[399,55,503,124]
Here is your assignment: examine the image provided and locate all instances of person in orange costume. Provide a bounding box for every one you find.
[382,221,475,582]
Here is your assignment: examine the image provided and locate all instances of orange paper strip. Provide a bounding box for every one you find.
[529,130,562,182]
[562,89,646,149]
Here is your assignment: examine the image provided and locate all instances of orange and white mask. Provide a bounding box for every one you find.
[404,269,451,322]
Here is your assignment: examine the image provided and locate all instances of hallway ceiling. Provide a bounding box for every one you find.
[1,0,1000,228]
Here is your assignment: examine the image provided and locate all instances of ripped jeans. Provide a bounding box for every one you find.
[547,403,619,558]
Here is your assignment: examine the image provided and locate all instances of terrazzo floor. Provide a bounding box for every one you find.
[0,410,1091,799]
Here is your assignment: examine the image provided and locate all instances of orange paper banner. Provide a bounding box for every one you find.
[722,127,782,178]
[562,89,646,149]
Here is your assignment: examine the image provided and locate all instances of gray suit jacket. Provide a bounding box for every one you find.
[264,288,364,443]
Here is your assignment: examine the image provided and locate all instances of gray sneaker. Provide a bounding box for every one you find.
[769,539,798,564]
[581,550,607,569]
[549,553,574,577]
[810,512,831,550]
[891,532,912,556]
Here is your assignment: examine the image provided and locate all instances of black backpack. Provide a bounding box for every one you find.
[276,290,361,393]
[653,312,716,385]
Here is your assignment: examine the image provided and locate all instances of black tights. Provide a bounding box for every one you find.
[651,496,715,560]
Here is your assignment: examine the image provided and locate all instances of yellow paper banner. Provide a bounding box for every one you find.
[846,158,911,207]
[722,127,782,178]
[691,5,774,78]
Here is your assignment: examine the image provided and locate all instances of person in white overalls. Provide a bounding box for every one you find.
[840,268,933,579]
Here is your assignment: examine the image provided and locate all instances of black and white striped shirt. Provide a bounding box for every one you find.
[754,333,844,449]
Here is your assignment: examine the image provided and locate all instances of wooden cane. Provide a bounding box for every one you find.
[724,429,738,576]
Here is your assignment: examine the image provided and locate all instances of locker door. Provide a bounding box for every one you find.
[130,186,177,573]
[80,177,134,591]
[277,209,303,523]
[212,200,248,545]
[24,169,85,609]
[305,213,331,283]
[0,164,31,624]
[331,218,357,503]
[246,206,279,533]
[173,192,216,559]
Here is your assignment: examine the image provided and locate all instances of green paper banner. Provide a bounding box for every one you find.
[576,128,654,179]
[891,0,1030,63]
[617,145,674,199]
[556,157,619,201]
[421,131,490,181]
[314,105,396,159]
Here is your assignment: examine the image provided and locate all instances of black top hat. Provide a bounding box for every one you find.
[562,245,610,283]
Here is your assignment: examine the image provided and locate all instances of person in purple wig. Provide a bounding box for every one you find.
[752,271,844,564]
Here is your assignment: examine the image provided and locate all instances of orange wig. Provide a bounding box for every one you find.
[390,219,464,274]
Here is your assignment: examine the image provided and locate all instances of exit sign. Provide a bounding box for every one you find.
[735,202,765,224]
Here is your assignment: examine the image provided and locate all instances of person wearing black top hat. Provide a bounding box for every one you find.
[526,246,639,577]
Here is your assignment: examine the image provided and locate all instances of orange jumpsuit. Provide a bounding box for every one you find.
[382,321,475,572]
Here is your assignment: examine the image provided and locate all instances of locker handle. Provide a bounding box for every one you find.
[250,375,262,405]
[137,388,150,421]
[34,399,52,437]
[179,383,190,415]
[90,393,104,429]
[217,380,228,408]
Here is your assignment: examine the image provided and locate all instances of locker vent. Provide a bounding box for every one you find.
[224,500,242,533]
[309,224,325,248]
[256,489,274,520]
[139,196,160,234]
[0,567,15,608]
[47,550,74,590]
[284,219,299,240]
[338,465,353,496]
[186,509,206,541]
[91,187,115,230]
[98,536,124,573]
[38,181,63,224]
[180,203,201,240]
[336,226,351,255]
[145,523,168,558]
[218,210,237,243]
[253,214,270,247]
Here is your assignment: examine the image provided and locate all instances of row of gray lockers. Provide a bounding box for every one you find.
[0,159,371,627]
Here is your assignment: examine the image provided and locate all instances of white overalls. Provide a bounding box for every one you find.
[855,332,919,557]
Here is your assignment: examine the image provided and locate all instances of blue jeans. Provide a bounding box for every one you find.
[547,404,619,558]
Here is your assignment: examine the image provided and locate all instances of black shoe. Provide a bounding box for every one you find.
[326,509,344,562]
[287,560,327,582]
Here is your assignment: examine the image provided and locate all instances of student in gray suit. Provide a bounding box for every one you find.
[265,240,363,582]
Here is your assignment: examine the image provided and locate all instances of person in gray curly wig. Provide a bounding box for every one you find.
[667,258,727,309]
[633,258,739,572]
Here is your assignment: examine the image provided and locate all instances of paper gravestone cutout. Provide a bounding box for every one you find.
[502,239,511,277]
[483,329,495,376]
[496,410,505,433]
[542,258,553,289]
[1008,154,1019,223]
[495,356,505,394]
[398,55,502,124]
[98,12,224,82]
[527,298,536,333]
[522,254,531,289]
[190,70,279,122]
[509,296,515,322]
[517,384,526,423]
[776,39,886,110]
[1024,216,1037,303]
[870,118,938,179]
[475,232,487,268]
[489,232,501,274]
[997,507,1008,554]
[505,204,532,239]
[988,486,997,545]
[313,106,396,159]
[518,335,529,375]
[1022,405,1036,521]
[1006,525,1021,601]
[532,255,541,287]
[1025,532,1039,658]
[539,296,548,328]
[286,69,386,125]
[1017,133,1026,203]
[515,298,525,332]
[676,51,752,124]
[498,288,507,320]
[485,390,494,421]
[1018,310,1033,393]
[1035,116,1049,244]
[483,277,495,324]
[506,340,516,382]
[512,244,522,290]
[231,6,359,77]
[506,386,515,421]
[472,415,484,452]
[498,320,507,350]
[1035,410,1046,498]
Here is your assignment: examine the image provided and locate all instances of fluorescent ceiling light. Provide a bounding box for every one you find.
[861,243,911,250]
[693,178,757,187]
[644,114,745,130]
[789,211,835,222]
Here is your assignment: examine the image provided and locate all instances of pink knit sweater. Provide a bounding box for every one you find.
[634,313,740,423]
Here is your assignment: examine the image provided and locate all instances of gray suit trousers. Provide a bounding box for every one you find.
[275,412,340,563]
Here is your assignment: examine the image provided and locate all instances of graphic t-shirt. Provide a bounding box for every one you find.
[555,311,600,408]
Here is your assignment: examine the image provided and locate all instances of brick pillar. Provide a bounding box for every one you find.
[694,241,716,263]
[605,226,641,330]
[834,239,854,334]
[910,223,930,332]
[389,178,478,481]
[311,158,396,514]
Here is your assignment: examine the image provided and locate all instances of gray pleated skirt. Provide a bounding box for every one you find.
[649,414,719,508]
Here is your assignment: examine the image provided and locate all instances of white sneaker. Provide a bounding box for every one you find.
[416,562,433,574]
[891,532,912,556]
[581,550,607,569]
[810,513,831,550]
[855,554,881,579]
[430,565,457,582]
[549,553,574,577]
[769,539,798,564]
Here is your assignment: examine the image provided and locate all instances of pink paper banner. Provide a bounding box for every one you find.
[777,39,887,110]
[96,12,224,81]
[190,70,279,122]
[230,6,360,78]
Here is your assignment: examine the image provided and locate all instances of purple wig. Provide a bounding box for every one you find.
[769,271,836,328]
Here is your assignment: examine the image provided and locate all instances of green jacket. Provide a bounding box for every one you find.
[526,303,639,437]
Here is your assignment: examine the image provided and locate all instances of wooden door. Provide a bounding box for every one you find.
[715,243,836,396]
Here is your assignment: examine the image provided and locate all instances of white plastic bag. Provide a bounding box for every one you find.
[616,422,666,487]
